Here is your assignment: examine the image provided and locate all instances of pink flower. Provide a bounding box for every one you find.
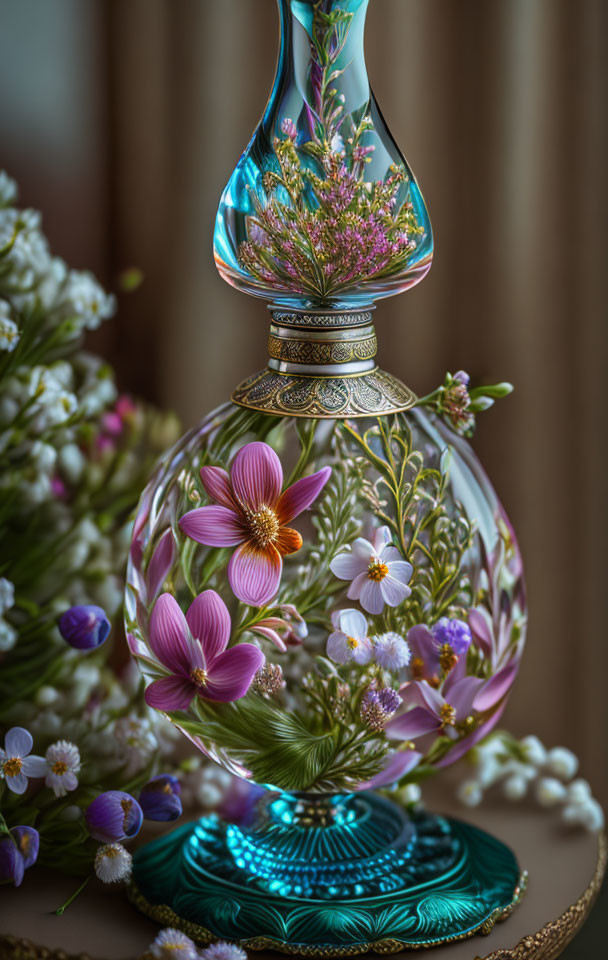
[144,591,264,712]
[387,673,485,743]
[179,442,331,607]
[330,526,413,615]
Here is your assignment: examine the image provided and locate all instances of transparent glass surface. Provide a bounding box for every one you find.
[126,405,526,793]
[214,0,433,308]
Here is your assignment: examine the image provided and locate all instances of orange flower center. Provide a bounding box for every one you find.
[244,505,280,549]
[367,560,389,582]
[439,643,458,674]
[440,702,456,727]
[51,760,68,775]
[3,757,22,778]
[191,667,209,688]
[104,846,121,859]
[346,635,360,649]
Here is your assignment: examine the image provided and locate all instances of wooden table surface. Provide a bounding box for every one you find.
[0,781,605,960]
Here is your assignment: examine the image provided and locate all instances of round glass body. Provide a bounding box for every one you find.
[214,0,433,308]
[126,404,526,794]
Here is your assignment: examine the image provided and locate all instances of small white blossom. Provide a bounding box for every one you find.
[566,779,592,805]
[34,685,61,707]
[546,746,578,781]
[64,271,116,330]
[149,928,199,960]
[520,735,547,767]
[114,716,158,776]
[373,632,411,670]
[456,780,483,807]
[58,443,86,484]
[94,843,132,883]
[476,754,502,788]
[0,171,17,205]
[536,777,567,807]
[0,306,19,352]
[30,440,57,474]
[45,740,81,797]
[0,618,17,652]
[502,774,528,801]
[200,942,248,960]
[398,783,422,806]
[0,578,15,615]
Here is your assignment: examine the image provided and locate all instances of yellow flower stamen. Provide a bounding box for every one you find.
[244,505,280,549]
[3,757,23,778]
[191,667,209,688]
[367,560,389,582]
[440,702,456,727]
[346,635,359,650]
[51,760,68,776]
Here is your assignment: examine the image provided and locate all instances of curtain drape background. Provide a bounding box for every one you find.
[1,0,607,804]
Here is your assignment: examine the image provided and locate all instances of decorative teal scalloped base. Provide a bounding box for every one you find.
[128,792,525,957]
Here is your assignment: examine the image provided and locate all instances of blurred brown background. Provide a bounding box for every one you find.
[1,0,607,804]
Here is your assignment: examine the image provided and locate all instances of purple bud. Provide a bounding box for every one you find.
[377,688,401,713]
[0,826,39,886]
[0,835,24,887]
[85,790,143,842]
[431,618,472,656]
[11,826,39,869]
[280,117,297,140]
[58,605,111,650]
[139,775,182,822]
[453,370,470,387]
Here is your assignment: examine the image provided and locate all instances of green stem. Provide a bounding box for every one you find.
[53,875,91,916]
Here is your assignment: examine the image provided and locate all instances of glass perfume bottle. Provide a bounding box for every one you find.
[126,1,527,954]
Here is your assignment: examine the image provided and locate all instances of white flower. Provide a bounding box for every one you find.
[0,618,17,652]
[476,754,502,788]
[35,686,60,707]
[546,746,578,781]
[330,133,345,154]
[58,443,86,484]
[45,740,81,797]
[327,608,374,665]
[398,783,422,805]
[114,716,158,775]
[0,308,19,352]
[566,779,592,805]
[330,526,413,615]
[373,632,411,671]
[149,928,199,960]
[0,727,47,794]
[64,271,116,330]
[30,440,57,474]
[502,775,528,801]
[520,735,547,767]
[536,777,567,807]
[94,843,132,883]
[456,780,483,807]
[0,171,17,205]
[0,578,15,615]
[200,942,248,960]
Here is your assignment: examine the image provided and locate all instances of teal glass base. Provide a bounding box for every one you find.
[128,792,526,957]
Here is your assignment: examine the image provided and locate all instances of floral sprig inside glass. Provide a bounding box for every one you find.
[127,413,525,794]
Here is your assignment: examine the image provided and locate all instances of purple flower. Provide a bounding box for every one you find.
[139,775,182,822]
[58,604,110,650]
[143,591,265,712]
[0,727,46,794]
[387,673,485,743]
[0,826,39,887]
[330,526,412,615]
[431,618,472,656]
[85,790,143,842]
[327,608,373,665]
[179,442,330,606]
[360,687,401,730]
